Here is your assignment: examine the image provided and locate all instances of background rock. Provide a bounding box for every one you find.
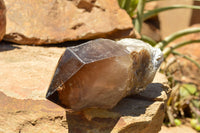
[142,1,161,42]
[0,0,6,41]
[141,21,161,42]
[145,1,158,11]
[157,0,200,38]
[3,0,134,45]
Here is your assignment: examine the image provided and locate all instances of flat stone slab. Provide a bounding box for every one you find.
[0,73,169,133]
[0,42,66,100]
[0,42,67,133]
[0,42,169,133]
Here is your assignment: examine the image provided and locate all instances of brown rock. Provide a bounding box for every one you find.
[0,73,169,133]
[0,42,66,133]
[142,1,161,42]
[0,104,66,133]
[145,1,158,11]
[0,0,6,41]
[158,0,194,37]
[0,42,66,99]
[0,42,169,132]
[141,22,161,42]
[66,72,169,133]
[3,0,134,45]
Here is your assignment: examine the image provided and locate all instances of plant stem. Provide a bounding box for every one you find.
[155,28,200,49]
[141,35,157,46]
[146,0,163,2]
[135,0,145,34]
[143,5,200,21]
[118,0,126,8]
[172,51,200,69]
[163,40,200,58]
[173,40,200,49]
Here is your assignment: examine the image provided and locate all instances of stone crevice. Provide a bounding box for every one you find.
[71,23,85,30]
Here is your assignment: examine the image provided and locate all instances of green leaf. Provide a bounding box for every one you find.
[118,0,126,8]
[174,119,182,126]
[143,5,200,21]
[118,0,138,16]
[192,100,200,109]
[180,84,197,98]
[195,92,200,97]
[195,124,200,131]
[146,0,163,2]
[125,0,138,16]
[191,118,200,131]
[180,87,190,98]
[191,119,198,128]
[134,0,145,34]
[183,84,197,95]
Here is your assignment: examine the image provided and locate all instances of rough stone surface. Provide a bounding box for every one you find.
[0,42,66,99]
[0,107,67,133]
[0,90,66,133]
[0,0,6,41]
[66,72,170,133]
[0,42,67,133]
[145,1,158,11]
[0,42,168,133]
[0,73,169,133]
[46,39,163,110]
[3,0,134,45]
[141,22,161,42]
[142,1,161,42]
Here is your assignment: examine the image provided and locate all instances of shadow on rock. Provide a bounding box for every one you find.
[112,83,163,116]
[0,41,21,52]
[66,83,165,133]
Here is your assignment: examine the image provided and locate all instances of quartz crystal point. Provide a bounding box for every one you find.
[46,38,163,110]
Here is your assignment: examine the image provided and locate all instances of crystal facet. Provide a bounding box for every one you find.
[46,38,163,110]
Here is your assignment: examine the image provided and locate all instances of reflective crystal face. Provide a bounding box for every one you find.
[46,38,163,110]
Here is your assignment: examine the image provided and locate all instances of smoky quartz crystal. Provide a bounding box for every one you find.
[46,38,163,110]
